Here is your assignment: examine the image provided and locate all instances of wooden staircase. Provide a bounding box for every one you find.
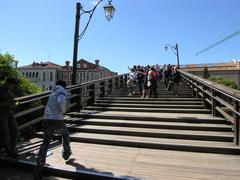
[65,81,240,155]
[5,80,240,180]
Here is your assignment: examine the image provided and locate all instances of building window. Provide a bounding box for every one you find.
[83,63,87,68]
[91,73,93,80]
[26,72,28,77]
[43,72,46,81]
[36,72,39,78]
[49,86,52,90]
[29,72,32,78]
[77,63,80,68]
[22,72,25,76]
[50,72,53,81]
[32,72,35,78]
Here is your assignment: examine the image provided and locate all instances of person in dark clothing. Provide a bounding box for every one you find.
[0,77,19,159]
[164,65,172,89]
[170,67,181,95]
[136,65,144,95]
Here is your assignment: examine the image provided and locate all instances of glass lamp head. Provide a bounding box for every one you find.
[103,1,115,21]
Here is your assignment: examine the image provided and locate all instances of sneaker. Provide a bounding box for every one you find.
[62,150,72,161]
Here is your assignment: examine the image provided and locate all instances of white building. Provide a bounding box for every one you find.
[18,59,116,90]
[18,61,71,90]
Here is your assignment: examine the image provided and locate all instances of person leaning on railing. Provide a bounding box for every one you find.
[0,77,19,159]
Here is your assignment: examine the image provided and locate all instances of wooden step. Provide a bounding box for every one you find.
[84,106,211,114]
[98,97,202,101]
[95,99,203,105]
[93,103,204,109]
[67,112,226,124]
[67,125,233,142]
[66,118,232,132]
[36,132,240,155]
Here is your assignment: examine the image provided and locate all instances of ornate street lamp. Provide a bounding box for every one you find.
[72,0,115,85]
[165,43,180,69]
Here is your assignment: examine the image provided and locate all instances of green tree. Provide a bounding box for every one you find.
[0,52,41,96]
[202,66,210,79]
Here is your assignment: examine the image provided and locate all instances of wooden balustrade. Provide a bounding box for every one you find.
[179,70,240,145]
[14,74,128,134]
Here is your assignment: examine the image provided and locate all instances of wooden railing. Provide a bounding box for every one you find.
[179,70,240,145]
[14,74,128,135]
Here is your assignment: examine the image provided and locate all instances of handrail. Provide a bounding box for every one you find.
[14,73,128,136]
[179,70,240,102]
[179,69,240,145]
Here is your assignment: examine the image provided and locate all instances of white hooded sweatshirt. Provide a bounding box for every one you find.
[43,85,68,120]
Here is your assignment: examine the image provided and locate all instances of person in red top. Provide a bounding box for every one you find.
[148,66,158,98]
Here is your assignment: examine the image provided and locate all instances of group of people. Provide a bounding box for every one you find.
[0,77,71,180]
[127,64,181,98]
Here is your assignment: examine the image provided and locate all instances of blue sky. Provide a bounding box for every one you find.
[0,0,240,74]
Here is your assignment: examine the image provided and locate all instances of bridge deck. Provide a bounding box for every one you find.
[0,109,237,180]
[9,136,240,180]
[45,142,240,180]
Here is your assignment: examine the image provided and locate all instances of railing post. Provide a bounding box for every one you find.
[112,77,115,94]
[211,89,221,117]
[191,80,196,98]
[196,82,200,99]
[115,76,119,91]
[211,90,216,116]
[77,87,82,112]
[108,78,113,95]
[234,100,240,145]
[202,86,207,109]
[124,74,128,88]
[119,75,123,89]
[99,81,105,97]
[87,83,95,106]
[104,80,109,96]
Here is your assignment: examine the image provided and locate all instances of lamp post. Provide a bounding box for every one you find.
[72,0,115,85]
[165,43,180,69]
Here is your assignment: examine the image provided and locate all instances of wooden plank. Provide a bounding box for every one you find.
[14,105,45,118]
[40,142,240,180]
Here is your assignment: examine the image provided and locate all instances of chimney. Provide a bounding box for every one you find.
[95,59,100,66]
[65,60,70,67]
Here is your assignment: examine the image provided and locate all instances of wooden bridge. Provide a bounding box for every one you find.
[1,70,240,180]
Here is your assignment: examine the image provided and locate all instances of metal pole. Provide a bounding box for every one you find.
[176,43,180,69]
[72,3,81,85]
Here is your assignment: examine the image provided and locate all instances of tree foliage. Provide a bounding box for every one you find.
[209,76,239,90]
[0,52,41,97]
[202,66,210,79]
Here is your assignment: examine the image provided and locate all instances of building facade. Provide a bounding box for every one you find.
[75,59,116,84]
[181,59,240,86]
[18,59,116,90]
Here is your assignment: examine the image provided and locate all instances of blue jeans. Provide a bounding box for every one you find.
[37,120,71,166]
